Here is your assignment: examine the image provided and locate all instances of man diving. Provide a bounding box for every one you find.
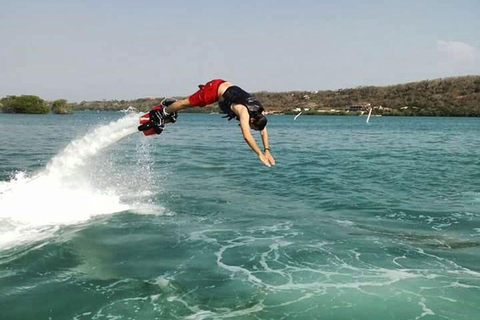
[139,79,275,167]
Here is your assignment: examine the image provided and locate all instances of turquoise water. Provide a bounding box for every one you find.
[1,112,479,319]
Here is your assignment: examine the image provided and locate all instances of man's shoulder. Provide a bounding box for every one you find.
[231,104,250,118]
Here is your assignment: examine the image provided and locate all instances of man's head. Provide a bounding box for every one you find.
[249,113,267,131]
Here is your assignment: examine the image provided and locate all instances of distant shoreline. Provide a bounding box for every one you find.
[67,75,480,117]
[2,75,480,117]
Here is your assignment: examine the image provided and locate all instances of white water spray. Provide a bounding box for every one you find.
[0,113,145,250]
[366,108,373,123]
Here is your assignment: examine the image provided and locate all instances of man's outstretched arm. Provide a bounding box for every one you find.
[260,128,275,166]
[236,106,271,167]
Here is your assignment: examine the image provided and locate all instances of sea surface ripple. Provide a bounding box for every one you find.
[1,113,479,320]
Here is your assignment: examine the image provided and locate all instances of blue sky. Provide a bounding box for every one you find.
[1,0,479,101]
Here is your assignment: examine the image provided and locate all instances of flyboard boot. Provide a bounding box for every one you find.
[138,98,178,136]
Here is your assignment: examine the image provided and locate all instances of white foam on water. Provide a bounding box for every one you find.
[0,113,148,251]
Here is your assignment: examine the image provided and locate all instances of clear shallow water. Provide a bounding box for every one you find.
[0,112,479,319]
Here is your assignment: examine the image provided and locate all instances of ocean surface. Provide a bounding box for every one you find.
[0,112,479,320]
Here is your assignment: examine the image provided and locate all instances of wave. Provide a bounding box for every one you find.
[0,113,152,250]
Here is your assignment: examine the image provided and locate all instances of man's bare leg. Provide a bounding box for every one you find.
[165,98,193,114]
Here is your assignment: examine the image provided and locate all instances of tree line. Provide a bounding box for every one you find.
[0,96,72,114]
[2,76,479,116]
[253,75,480,116]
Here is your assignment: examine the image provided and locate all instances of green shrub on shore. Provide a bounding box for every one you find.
[0,95,49,114]
[51,99,73,114]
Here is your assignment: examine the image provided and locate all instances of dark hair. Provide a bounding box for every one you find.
[251,114,267,131]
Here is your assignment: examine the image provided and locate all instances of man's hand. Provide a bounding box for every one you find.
[265,150,275,166]
[258,153,271,167]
